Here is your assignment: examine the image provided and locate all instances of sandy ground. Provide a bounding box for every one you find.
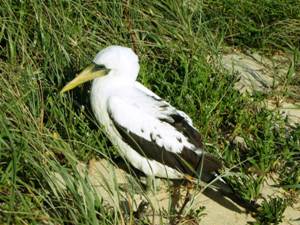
[86,158,256,225]
[222,50,300,125]
[52,142,299,224]
[78,158,298,225]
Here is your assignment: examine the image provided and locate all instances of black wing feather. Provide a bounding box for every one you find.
[168,114,203,149]
[109,109,222,179]
[162,113,223,177]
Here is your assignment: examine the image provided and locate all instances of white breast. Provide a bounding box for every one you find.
[90,77,184,179]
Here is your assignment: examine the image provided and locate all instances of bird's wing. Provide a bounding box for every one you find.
[107,84,222,177]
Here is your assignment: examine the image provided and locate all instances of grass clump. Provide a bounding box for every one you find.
[203,0,300,50]
[256,197,288,225]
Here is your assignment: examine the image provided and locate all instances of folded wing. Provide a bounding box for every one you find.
[107,85,222,179]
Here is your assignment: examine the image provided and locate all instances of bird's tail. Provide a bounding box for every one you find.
[197,153,259,212]
[202,171,259,212]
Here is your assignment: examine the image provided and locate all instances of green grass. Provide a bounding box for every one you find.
[203,0,300,51]
[1,0,299,224]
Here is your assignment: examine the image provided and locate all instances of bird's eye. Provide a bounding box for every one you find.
[93,64,106,72]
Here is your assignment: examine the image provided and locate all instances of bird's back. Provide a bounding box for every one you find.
[106,82,223,179]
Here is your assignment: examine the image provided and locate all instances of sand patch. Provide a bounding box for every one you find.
[222,50,300,125]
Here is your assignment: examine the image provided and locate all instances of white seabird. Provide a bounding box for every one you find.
[61,45,257,211]
[61,45,219,180]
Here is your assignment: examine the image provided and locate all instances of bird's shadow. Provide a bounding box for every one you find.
[202,188,243,213]
[112,156,245,214]
[61,65,101,129]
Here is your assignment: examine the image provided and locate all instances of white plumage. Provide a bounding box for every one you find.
[62,45,224,181]
[90,46,201,178]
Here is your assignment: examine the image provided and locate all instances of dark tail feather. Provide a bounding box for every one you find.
[198,153,259,212]
[203,172,259,213]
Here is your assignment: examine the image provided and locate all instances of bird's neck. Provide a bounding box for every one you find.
[110,69,139,81]
[92,75,135,95]
[90,75,135,126]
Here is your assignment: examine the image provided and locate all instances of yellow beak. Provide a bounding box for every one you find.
[60,64,109,94]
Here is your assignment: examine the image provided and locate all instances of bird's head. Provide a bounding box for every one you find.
[61,45,139,93]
